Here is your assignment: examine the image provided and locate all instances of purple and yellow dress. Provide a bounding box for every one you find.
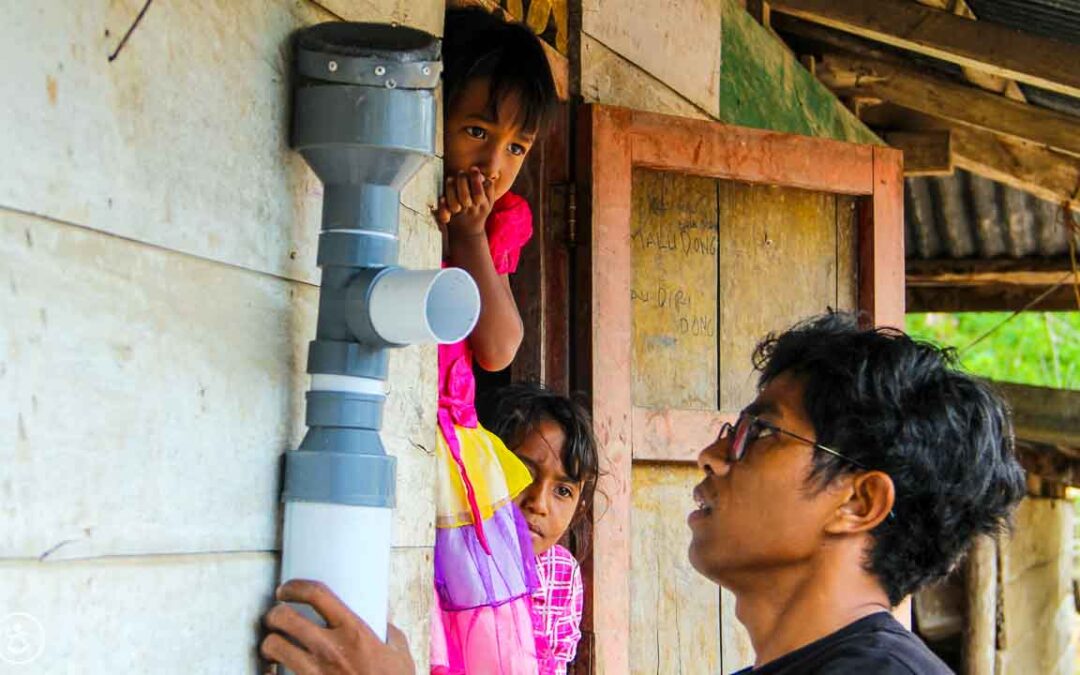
[430,192,542,675]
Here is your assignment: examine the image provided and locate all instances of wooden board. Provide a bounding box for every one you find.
[717,181,841,410]
[630,465,720,674]
[580,35,711,120]
[719,0,881,145]
[0,0,441,286]
[0,553,277,671]
[631,170,719,410]
[582,0,722,117]
[817,53,1080,158]
[0,208,438,559]
[0,547,432,673]
[770,0,1080,100]
[576,104,901,674]
[997,498,1075,674]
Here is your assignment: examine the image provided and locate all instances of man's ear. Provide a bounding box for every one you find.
[824,471,895,535]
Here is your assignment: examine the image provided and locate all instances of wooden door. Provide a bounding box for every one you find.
[573,105,904,674]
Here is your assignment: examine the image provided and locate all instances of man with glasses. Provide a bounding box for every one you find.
[262,312,1026,674]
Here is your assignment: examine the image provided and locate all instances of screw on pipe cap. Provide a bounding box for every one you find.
[295,22,441,89]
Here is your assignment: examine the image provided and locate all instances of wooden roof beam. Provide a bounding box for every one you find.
[907,258,1079,287]
[860,103,1080,208]
[906,284,1078,312]
[996,382,1080,449]
[884,130,952,176]
[815,52,1080,157]
[770,0,1080,99]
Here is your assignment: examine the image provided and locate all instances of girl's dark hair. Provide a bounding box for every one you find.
[752,311,1026,606]
[443,7,559,135]
[482,382,600,558]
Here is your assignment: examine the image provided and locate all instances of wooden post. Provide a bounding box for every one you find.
[964,536,998,675]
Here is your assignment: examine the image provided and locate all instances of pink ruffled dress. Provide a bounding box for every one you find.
[430,192,544,675]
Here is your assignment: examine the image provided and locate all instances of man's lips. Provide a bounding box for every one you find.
[688,483,714,525]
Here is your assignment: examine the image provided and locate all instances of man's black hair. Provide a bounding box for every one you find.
[443,7,558,135]
[753,312,1026,606]
[482,382,600,558]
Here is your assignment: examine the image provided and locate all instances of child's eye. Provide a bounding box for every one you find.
[508,143,527,156]
[555,484,575,499]
[465,126,487,139]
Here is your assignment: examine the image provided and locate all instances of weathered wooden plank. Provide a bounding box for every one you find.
[963,536,997,675]
[632,408,737,463]
[836,194,859,311]
[318,0,444,35]
[580,35,711,120]
[0,0,441,286]
[0,553,277,672]
[817,53,1080,158]
[995,382,1080,449]
[579,105,635,675]
[862,147,906,329]
[906,283,1077,312]
[860,104,1080,208]
[0,208,437,559]
[0,547,432,673]
[906,257,1078,287]
[630,111,877,195]
[582,0,722,117]
[770,0,1080,99]
[630,465,720,675]
[997,498,1075,675]
[718,181,840,410]
[719,0,881,145]
[884,131,953,177]
[631,170,719,410]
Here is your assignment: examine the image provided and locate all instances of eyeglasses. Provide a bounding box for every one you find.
[718,413,870,471]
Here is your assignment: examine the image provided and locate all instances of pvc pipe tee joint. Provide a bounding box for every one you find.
[278,22,476,643]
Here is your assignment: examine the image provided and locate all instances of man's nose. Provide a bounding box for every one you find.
[697,436,732,476]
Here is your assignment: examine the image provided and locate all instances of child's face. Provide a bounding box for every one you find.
[444,77,537,203]
[513,419,583,555]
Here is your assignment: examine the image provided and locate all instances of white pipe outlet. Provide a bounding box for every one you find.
[280,501,394,641]
[369,267,480,345]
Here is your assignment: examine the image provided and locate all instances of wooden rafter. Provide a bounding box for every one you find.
[769,0,1080,99]
[907,257,1079,287]
[860,103,1080,207]
[815,52,1080,157]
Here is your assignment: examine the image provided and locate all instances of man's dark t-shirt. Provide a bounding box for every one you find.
[732,612,953,674]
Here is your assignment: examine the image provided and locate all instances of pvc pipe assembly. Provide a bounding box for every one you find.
[280,22,478,643]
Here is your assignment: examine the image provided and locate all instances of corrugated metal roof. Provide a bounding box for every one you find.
[966,0,1080,46]
[902,1,1080,263]
[905,169,1076,260]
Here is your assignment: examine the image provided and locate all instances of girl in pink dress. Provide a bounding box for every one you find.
[486,383,600,675]
[430,8,558,674]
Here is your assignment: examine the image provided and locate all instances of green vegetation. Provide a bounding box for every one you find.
[905,312,1080,391]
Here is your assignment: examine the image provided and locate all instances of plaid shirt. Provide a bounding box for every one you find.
[531,545,584,675]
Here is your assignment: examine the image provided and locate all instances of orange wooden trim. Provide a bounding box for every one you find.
[582,105,634,675]
[861,146,906,328]
[627,109,877,195]
[631,408,739,463]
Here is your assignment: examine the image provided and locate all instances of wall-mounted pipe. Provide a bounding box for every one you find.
[279,22,476,643]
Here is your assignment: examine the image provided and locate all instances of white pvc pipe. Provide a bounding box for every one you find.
[369,267,480,345]
[280,501,393,641]
[310,374,386,395]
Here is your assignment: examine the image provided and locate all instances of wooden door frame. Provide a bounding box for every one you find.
[572,104,904,673]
